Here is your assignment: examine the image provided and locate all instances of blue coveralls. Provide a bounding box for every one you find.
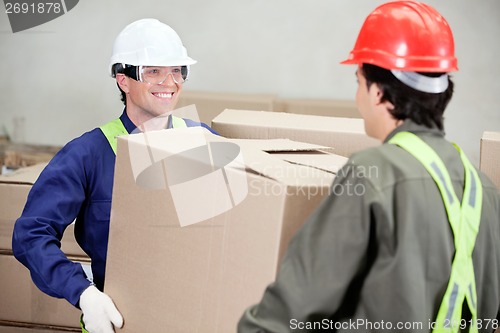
[12,110,217,307]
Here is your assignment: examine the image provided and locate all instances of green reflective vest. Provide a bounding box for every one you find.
[389,131,483,333]
[99,116,187,155]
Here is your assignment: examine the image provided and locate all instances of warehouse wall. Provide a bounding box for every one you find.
[0,0,499,165]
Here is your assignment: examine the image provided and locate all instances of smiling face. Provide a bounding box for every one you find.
[116,70,183,127]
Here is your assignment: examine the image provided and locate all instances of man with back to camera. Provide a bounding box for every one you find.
[238,1,500,332]
[12,18,217,333]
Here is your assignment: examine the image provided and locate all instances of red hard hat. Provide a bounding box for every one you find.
[341,1,458,72]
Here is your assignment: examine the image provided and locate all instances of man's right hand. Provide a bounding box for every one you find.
[80,285,123,333]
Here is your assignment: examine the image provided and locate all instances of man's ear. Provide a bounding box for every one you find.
[370,83,394,110]
[116,74,129,94]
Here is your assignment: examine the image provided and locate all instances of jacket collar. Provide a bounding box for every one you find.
[383,119,444,143]
[119,108,137,134]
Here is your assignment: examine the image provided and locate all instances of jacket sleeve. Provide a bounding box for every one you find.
[12,141,92,307]
[238,161,380,333]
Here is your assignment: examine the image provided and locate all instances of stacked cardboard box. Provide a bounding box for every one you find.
[275,98,360,118]
[104,127,348,332]
[212,109,379,157]
[177,90,278,125]
[177,90,361,125]
[0,324,79,333]
[0,143,60,175]
[480,131,500,189]
[0,164,88,331]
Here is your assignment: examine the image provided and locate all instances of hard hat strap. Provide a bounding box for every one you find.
[391,70,449,93]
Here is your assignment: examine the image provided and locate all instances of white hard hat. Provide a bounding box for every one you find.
[109,18,196,76]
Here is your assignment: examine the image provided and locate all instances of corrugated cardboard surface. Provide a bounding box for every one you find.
[0,164,87,257]
[0,254,82,328]
[212,109,379,157]
[0,164,46,252]
[480,131,500,189]
[105,128,346,332]
[275,98,361,118]
[0,162,46,183]
[0,324,79,333]
[177,90,277,125]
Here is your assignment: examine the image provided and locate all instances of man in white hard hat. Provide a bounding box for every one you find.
[12,18,216,333]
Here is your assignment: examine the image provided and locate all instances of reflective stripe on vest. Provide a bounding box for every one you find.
[389,131,483,333]
[171,115,188,129]
[80,314,89,333]
[99,116,187,155]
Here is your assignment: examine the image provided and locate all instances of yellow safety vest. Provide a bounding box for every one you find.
[389,131,483,333]
[99,115,187,155]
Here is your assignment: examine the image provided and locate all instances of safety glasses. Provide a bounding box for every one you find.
[137,65,189,85]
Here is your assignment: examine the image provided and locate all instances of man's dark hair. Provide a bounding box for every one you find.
[116,86,127,106]
[111,63,138,106]
[361,63,454,131]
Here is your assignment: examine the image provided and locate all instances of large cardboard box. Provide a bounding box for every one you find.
[275,98,361,118]
[0,254,82,329]
[480,131,500,189]
[212,109,379,157]
[177,90,277,125]
[104,127,348,332]
[0,164,87,257]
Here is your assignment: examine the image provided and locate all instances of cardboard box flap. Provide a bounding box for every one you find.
[236,145,336,186]
[121,127,336,188]
[232,138,346,175]
[275,153,348,174]
[229,138,332,152]
[0,163,47,185]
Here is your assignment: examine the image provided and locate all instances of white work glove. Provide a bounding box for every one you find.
[80,285,123,333]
